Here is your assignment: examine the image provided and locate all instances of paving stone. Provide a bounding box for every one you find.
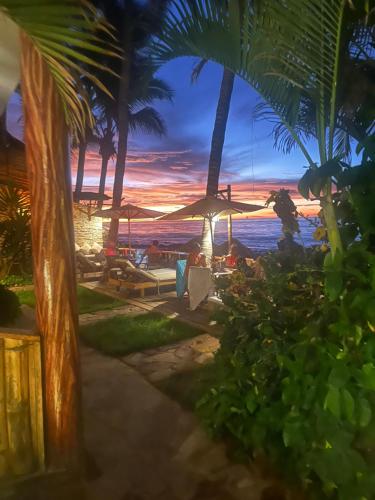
[195,352,215,364]
[148,352,179,364]
[148,368,176,382]
[124,352,145,366]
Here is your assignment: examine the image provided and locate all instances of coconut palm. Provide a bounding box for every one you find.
[93,54,173,213]
[0,0,118,474]
[95,0,172,242]
[154,0,374,257]
[191,59,235,259]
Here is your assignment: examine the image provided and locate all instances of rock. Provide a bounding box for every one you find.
[195,352,214,365]
[148,368,175,382]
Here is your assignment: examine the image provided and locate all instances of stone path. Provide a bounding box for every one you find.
[124,333,220,382]
[82,346,268,500]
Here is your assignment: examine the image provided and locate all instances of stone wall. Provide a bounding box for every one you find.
[73,204,103,247]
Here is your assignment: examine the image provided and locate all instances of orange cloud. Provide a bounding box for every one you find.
[71,148,320,218]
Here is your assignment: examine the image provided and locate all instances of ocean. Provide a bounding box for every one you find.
[116,217,318,252]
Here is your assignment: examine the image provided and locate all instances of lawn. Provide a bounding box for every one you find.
[15,286,125,314]
[80,312,202,356]
[155,363,220,411]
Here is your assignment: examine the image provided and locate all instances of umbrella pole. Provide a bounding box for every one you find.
[208,216,214,263]
[128,218,131,250]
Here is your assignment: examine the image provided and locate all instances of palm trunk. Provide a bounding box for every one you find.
[108,45,131,243]
[74,140,87,196]
[201,68,235,261]
[97,152,110,210]
[20,34,83,473]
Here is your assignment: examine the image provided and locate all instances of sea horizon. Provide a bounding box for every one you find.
[110,217,319,252]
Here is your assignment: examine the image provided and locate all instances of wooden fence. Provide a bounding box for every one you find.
[0,328,44,479]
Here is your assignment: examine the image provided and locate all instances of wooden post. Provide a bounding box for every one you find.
[128,218,131,250]
[20,34,83,472]
[227,184,232,251]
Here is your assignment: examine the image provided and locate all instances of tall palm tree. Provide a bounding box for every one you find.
[191,60,235,259]
[95,0,171,242]
[0,0,117,474]
[154,0,374,257]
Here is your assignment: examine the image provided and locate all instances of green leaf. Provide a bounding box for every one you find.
[324,252,343,301]
[324,386,341,418]
[357,398,372,428]
[341,389,355,422]
[245,393,257,414]
[361,364,375,391]
[298,169,313,199]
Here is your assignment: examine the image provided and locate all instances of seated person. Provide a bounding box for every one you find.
[224,243,240,268]
[185,242,207,281]
[144,240,161,268]
[104,238,118,257]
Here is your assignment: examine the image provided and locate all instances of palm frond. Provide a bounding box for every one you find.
[129,106,167,136]
[154,0,353,164]
[0,0,121,137]
[191,58,208,83]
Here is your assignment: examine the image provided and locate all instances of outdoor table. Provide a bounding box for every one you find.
[188,266,214,311]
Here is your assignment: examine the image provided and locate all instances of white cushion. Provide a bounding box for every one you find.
[91,242,103,254]
[80,242,91,255]
[75,243,80,252]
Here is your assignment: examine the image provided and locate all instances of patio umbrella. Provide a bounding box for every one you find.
[158,196,264,251]
[93,203,165,249]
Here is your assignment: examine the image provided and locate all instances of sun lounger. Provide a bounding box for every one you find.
[76,251,104,281]
[108,260,176,297]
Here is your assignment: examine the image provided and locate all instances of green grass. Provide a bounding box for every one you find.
[15,286,125,314]
[80,312,202,356]
[155,363,221,411]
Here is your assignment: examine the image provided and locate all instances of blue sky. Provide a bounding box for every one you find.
[7,56,324,214]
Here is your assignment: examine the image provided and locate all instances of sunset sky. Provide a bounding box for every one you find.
[8,57,324,218]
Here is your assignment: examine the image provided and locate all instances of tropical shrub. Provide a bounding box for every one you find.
[199,244,375,499]
[0,274,33,288]
[0,186,32,276]
[198,148,375,499]
[0,285,21,326]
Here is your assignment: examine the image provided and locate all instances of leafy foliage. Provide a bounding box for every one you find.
[0,0,121,137]
[0,186,32,276]
[0,285,20,326]
[265,189,300,236]
[0,274,33,288]
[199,242,375,499]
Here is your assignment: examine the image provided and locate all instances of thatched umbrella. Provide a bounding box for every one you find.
[93,203,165,249]
[158,196,264,252]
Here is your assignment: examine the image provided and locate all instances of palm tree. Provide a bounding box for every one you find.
[154,0,374,257]
[95,0,172,242]
[94,53,173,215]
[0,0,117,475]
[191,60,235,260]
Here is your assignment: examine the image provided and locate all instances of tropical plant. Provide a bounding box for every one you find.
[94,0,173,242]
[265,189,300,237]
[0,185,32,276]
[153,0,374,259]
[0,0,119,137]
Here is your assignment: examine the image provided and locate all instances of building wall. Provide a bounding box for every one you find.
[73,204,103,247]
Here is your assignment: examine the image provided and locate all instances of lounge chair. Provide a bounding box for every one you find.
[76,251,104,281]
[108,258,176,297]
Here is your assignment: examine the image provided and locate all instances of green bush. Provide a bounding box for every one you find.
[198,247,375,499]
[0,285,21,326]
[0,274,33,288]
